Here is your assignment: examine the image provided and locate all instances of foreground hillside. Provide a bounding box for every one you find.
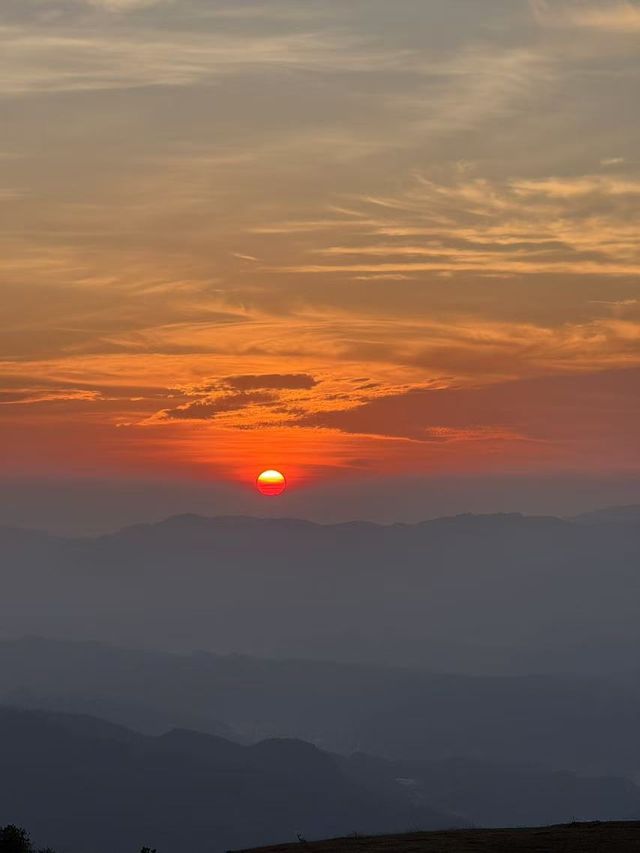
[236,822,640,852]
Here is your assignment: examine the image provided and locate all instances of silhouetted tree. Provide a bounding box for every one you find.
[0,825,56,853]
[0,826,32,853]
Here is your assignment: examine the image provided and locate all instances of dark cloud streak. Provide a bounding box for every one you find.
[162,390,276,421]
[222,373,317,390]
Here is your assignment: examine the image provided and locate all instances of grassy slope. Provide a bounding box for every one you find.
[233,822,640,852]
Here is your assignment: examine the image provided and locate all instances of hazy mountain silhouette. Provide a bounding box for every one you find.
[2,511,640,674]
[2,511,640,845]
[344,753,640,828]
[1,637,640,778]
[1,706,639,853]
[572,505,640,525]
[0,706,454,853]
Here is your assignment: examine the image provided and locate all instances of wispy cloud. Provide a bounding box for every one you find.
[84,0,166,9]
[2,0,639,478]
[0,387,102,405]
[512,175,640,197]
[403,47,551,136]
[531,0,640,32]
[276,170,640,278]
[0,24,405,96]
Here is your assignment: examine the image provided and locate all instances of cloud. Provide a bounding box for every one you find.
[532,0,640,32]
[277,170,640,279]
[0,22,404,96]
[0,388,103,405]
[404,46,551,136]
[2,0,639,483]
[84,0,166,9]
[291,385,518,441]
[290,368,640,449]
[0,0,547,147]
[512,175,640,198]
[222,373,317,391]
[161,390,276,421]
[231,252,259,262]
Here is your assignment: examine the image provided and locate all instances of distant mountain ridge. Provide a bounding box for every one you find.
[1,509,640,674]
[2,503,638,542]
[2,637,640,779]
[108,509,565,535]
[572,504,640,524]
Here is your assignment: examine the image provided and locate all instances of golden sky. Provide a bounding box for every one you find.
[1,0,639,489]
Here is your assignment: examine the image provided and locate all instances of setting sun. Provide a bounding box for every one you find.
[256,470,287,496]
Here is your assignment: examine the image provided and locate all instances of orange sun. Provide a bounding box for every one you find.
[256,469,287,496]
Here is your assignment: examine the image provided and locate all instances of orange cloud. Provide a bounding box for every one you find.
[1,0,638,490]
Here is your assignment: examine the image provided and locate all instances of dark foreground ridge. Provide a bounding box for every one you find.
[233,822,640,853]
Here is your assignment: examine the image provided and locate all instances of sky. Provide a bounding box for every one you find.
[1,0,639,524]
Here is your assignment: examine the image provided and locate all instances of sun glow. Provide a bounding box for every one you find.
[256,469,287,496]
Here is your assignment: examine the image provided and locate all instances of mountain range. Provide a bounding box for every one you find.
[1,706,639,853]
[2,509,640,674]
[2,636,640,779]
[2,509,640,848]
